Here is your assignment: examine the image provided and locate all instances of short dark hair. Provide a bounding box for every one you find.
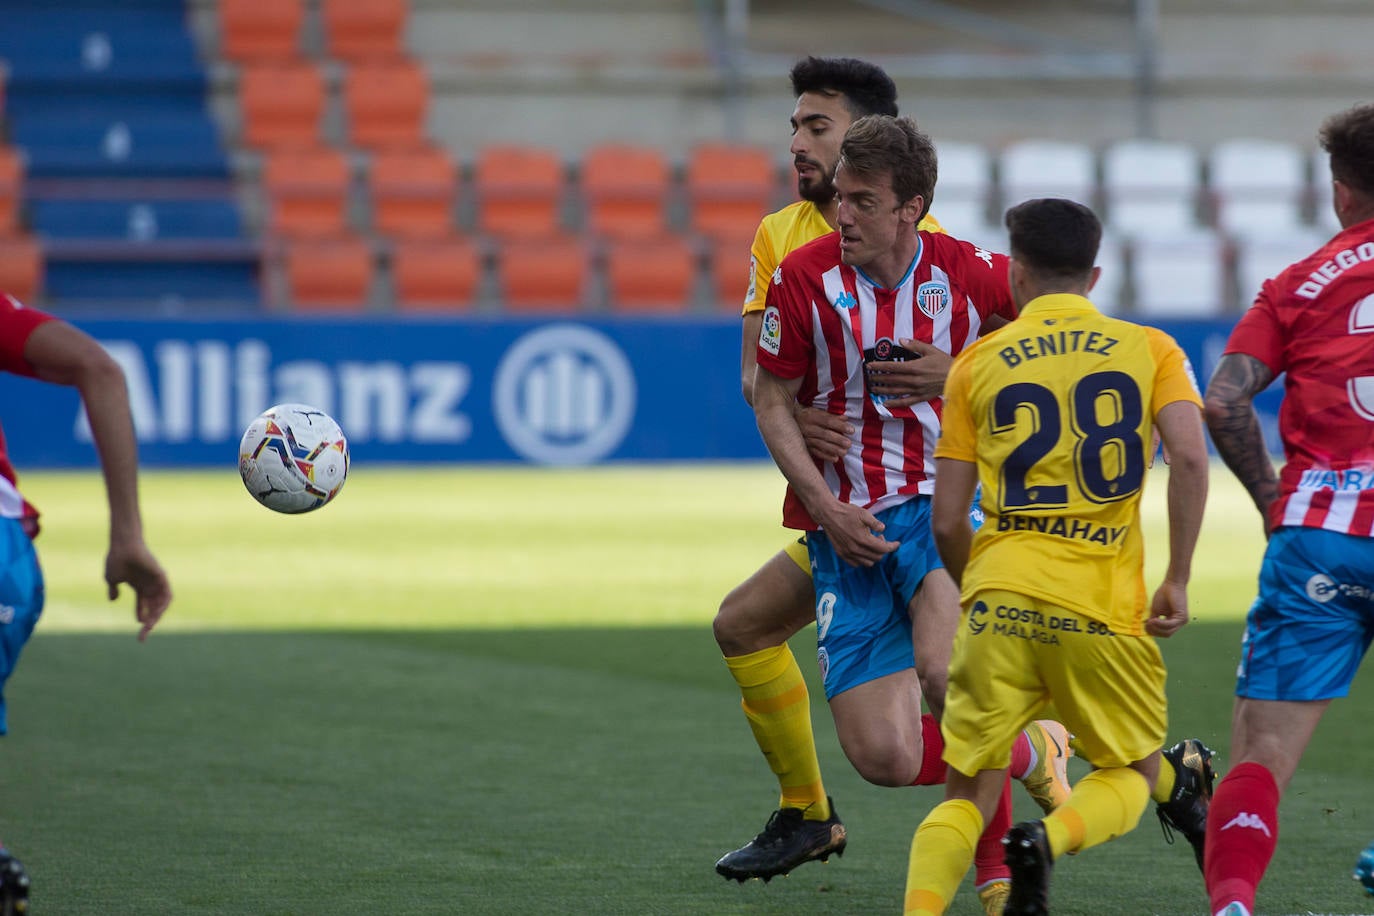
[1004,198,1102,283]
[1320,102,1374,198]
[839,115,937,220]
[789,56,899,119]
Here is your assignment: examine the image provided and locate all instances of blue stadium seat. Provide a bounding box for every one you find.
[12,115,229,178]
[29,198,246,241]
[43,243,262,308]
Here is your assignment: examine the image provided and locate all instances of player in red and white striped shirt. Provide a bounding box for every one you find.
[753,115,1022,839]
[1203,102,1374,916]
[0,293,172,911]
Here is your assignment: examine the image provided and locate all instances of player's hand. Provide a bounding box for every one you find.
[797,406,852,464]
[1144,579,1188,638]
[105,540,172,642]
[864,339,952,408]
[1148,426,1171,468]
[814,501,900,568]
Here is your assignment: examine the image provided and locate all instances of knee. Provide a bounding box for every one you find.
[844,738,920,788]
[713,586,754,655]
[918,669,948,719]
[713,579,805,657]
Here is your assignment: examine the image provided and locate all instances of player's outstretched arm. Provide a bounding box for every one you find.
[1203,352,1278,534]
[1146,400,1209,638]
[863,339,952,408]
[23,320,172,640]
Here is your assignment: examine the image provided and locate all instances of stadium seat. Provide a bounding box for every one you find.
[580,144,671,240]
[219,0,304,62]
[932,141,993,239]
[238,60,326,151]
[281,236,373,310]
[341,58,429,150]
[473,145,567,239]
[707,235,754,311]
[262,147,353,239]
[322,0,409,62]
[1091,231,1125,315]
[1101,139,1201,236]
[0,235,43,303]
[13,113,229,179]
[367,146,458,239]
[1208,139,1307,239]
[391,235,482,311]
[0,146,26,236]
[685,143,776,241]
[999,139,1097,209]
[494,233,589,312]
[604,234,698,313]
[1129,228,1229,318]
[1233,228,1329,306]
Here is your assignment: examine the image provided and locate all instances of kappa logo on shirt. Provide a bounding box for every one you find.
[772,266,783,286]
[760,305,782,356]
[832,291,857,311]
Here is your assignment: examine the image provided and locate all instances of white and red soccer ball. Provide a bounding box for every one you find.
[238,403,349,514]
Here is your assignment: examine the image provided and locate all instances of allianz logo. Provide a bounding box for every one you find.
[83,338,473,445]
[78,326,635,465]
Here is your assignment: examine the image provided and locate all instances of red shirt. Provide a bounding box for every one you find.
[0,294,59,527]
[756,230,1015,529]
[1225,217,1374,536]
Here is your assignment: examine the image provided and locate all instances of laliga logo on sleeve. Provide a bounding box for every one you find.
[760,306,782,356]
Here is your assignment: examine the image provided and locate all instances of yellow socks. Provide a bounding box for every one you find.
[1152,753,1177,804]
[1043,767,1150,857]
[904,798,982,915]
[725,644,829,820]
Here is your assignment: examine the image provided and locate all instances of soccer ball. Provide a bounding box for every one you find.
[1356,839,1374,895]
[238,404,349,514]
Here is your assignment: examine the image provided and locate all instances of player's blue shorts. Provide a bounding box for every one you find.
[1236,526,1374,702]
[0,516,45,735]
[807,496,946,700]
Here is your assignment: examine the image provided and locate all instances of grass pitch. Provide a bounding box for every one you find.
[5,463,1372,915]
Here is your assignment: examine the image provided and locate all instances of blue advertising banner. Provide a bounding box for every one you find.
[0,315,1275,469]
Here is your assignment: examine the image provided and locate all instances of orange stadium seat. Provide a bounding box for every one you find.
[282,237,374,310]
[685,143,777,241]
[219,0,304,62]
[322,0,409,62]
[367,146,458,239]
[262,147,353,239]
[473,145,567,239]
[494,233,589,312]
[0,146,27,236]
[707,235,755,311]
[342,58,429,150]
[391,236,482,311]
[238,61,326,150]
[0,236,43,303]
[580,144,671,239]
[604,234,698,313]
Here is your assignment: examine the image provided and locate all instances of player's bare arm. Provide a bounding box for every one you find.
[754,366,895,567]
[1203,352,1279,532]
[23,320,172,639]
[930,456,978,587]
[1146,400,1209,638]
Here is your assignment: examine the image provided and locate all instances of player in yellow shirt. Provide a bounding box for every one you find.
[904,198,1210,915]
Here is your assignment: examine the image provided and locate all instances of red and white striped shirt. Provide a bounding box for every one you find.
[756,230,1014,529]
[1225,217,1374,536]
[0,293,58,528]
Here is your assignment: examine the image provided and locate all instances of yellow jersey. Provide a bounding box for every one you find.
[741,200,944,316]
[935,293,1202,635]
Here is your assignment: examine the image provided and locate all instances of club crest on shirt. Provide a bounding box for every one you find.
[832,290,858,311]
[916,280,949,318]
[760,305,782,356]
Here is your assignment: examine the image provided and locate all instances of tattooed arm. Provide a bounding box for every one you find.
[1203,353,1280,536]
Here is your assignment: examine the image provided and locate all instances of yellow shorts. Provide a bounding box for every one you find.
[783,535,810,573]
[942,588,1167,774]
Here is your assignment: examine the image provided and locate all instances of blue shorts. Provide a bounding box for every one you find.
[1236,526,1374,702]
[0,516,44,735]
[807,497,945,700]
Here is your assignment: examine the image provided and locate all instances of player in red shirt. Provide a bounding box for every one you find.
[0,294,172,912]
[1202,102,1374,916]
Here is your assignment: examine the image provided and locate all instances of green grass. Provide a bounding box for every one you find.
[4,463,1372,915]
